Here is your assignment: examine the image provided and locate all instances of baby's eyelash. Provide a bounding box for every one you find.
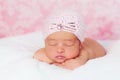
[47,41,57,46]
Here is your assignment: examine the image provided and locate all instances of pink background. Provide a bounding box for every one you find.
[0,0,120,40]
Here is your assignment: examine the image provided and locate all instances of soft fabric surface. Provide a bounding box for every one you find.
[0,32,120,80]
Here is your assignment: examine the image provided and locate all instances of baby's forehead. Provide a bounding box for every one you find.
[46,35,79,43]
[46,31,77,38]
[46,38,79,44]
[46,37,78,41]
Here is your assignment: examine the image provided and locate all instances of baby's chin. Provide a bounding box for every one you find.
[56,61,65,64]
[52,58,67,63]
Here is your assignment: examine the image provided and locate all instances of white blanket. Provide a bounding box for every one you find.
[0,32,120,80]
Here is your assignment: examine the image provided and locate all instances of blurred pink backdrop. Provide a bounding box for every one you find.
[0,0,120,40]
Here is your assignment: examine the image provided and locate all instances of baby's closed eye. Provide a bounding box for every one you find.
[47,40,57,46]
[64,40,75,46]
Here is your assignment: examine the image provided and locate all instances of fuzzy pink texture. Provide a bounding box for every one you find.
[0,0,120,40]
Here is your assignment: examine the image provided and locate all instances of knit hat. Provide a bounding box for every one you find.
[42,9,85,42]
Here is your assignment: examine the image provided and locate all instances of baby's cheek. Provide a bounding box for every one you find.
[47,48,57,54]
[66,49,79,58]
[46,46,55,51]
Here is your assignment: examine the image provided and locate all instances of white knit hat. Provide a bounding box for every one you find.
[42,9,85,42]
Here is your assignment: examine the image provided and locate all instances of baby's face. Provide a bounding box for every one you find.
[45,31,81,63]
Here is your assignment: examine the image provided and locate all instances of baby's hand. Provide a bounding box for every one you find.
[54,58,86,70]
[62,58,83,70]
[55,50,89,70]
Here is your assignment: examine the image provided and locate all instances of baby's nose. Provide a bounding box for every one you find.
[57,46,65,53]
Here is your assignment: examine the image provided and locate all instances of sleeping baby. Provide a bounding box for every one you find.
[33,9,106,70]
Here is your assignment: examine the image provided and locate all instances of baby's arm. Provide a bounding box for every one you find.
[33,48,53,64]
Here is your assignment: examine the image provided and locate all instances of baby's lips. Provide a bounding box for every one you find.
[55,55,65,59]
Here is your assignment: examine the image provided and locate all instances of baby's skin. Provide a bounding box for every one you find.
[33,31,106,70]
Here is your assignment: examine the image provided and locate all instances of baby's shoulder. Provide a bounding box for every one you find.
[82,38,106,59]
[82,38,105,50]
[36,48,45,54]
[33,48,45,60]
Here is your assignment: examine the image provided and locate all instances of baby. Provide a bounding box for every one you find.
[33,9,106,70]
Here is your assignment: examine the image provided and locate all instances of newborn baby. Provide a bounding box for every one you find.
[33,9,106,70]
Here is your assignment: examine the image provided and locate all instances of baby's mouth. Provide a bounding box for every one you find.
[55,55,65,59]
[54,55,67,63]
